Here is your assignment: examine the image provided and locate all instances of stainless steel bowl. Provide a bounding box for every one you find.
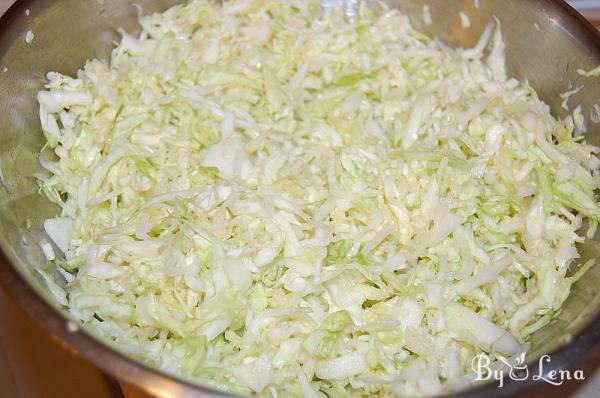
[1,0,600,396]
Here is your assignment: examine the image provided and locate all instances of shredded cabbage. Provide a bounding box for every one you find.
[36,0,600,396]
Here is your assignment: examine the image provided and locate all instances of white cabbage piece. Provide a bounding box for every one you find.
[35,0,599,396]
[43,217,73,253]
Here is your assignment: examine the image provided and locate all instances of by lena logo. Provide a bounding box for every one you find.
[471,352,585,388]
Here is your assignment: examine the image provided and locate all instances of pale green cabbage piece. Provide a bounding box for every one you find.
[36,0,600,396]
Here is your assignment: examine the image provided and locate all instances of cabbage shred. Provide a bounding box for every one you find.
[37,0,600,396]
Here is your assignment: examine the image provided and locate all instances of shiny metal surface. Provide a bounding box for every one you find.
[1,0,600,397]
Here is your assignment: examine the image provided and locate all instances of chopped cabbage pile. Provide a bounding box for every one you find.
[36,0,600,395]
